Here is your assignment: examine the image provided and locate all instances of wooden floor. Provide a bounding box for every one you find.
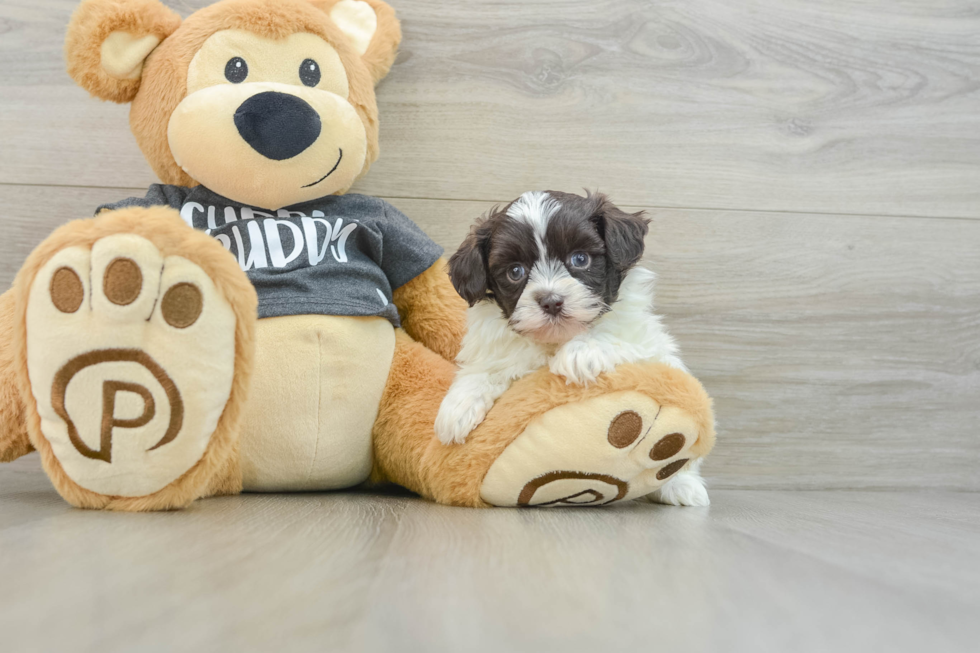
[2,455,979,652]
[0,1,978,651]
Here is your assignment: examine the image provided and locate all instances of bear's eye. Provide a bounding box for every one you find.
[300,58,321,87]
[225,57,248,83]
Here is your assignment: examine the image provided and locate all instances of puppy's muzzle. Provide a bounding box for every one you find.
[537,293,565,317]
[234,91,322,161]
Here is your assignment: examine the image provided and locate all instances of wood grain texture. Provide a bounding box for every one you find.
[1,0,979,217]
[1,3,978,649]
[2,186,978,490]
[1,455,978,653]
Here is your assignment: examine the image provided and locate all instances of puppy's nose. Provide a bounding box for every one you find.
[234,91,321,161]
[537,294,565,316]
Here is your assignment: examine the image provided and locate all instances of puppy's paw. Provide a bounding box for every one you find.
[435,391,493,445]
[550,339,616,385]
[644,470,710,507]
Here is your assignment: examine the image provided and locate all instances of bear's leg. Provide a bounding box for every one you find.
[0,290,33,462]
[373,331,715,507]
[6,206,256,510]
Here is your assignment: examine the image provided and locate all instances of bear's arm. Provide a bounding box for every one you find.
[96,184,190,215]
[0,290,32,462]
[376,199,467,362]
[392,258,467,363]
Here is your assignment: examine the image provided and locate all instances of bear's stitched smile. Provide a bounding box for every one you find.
[302,149,344,188]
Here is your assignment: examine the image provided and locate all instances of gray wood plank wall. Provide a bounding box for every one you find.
[0,0,977,490]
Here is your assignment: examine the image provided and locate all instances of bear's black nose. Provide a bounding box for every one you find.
[234,92,321,161]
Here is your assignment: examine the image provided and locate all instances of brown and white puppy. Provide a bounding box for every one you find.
[449,190,645,345]
[435,190,708,506]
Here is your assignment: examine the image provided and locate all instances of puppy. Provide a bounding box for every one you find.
[435,190,708,506]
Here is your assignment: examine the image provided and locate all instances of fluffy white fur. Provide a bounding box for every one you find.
[435,265,708,506]
[644,458,709,506]
[507,190,555,244]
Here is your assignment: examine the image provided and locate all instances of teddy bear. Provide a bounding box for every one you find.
[0,0,715,511]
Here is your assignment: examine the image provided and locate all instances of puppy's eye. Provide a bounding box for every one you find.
[225,57,248,83]
[506,264,527,282]
[300,59,321,87]
[569,252,591,269]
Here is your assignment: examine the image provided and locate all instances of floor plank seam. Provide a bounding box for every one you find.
[713,520,974,607]
[2,182,979,223]
[344,501,409,644]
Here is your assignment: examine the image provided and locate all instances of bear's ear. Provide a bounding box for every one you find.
[312,0,402,84]
[65,0,181,103]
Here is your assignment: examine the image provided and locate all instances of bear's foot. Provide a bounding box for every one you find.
[16,209,256,510]
[480,391,708,507]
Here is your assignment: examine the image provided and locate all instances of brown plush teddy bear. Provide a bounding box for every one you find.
[0,0,715,510]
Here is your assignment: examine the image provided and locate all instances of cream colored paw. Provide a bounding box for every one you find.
[26,234,237,497]
[480,390,705,507]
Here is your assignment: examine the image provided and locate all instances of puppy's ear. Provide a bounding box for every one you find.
[65,0,181,103]
[448,219,493,307]
[312,0,401,84]
[590,193,649,272]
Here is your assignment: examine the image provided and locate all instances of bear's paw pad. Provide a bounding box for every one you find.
[26,235,237,497]
[480,391,701,507]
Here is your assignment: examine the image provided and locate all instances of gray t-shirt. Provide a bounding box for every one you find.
[98,185,442,326]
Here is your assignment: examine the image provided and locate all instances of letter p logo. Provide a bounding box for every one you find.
[51,349,184,463]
